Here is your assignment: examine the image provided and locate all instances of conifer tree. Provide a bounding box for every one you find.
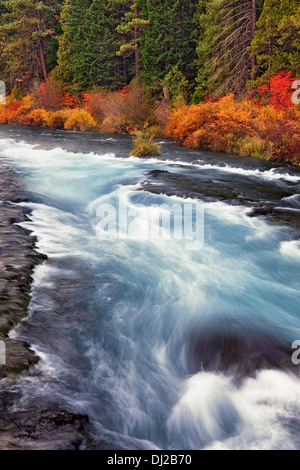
[250,0,300,87]
[116,0,150,77]
[194,0,264,100]
[0,0,61,91]
[57,0,130,89]
[137,0,198,95]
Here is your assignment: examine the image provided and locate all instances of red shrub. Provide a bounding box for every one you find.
[39,77,65,111]
[255,71,299,110]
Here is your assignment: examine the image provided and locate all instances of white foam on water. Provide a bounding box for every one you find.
[1,135,300,450]
[281,194,300,208]
[280,240,300,260]
[134,156,300,183]
[166,370,300,450]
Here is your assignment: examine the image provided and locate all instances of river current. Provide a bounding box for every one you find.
[0,126,300,450]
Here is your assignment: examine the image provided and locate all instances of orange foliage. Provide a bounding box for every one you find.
[166,94,300,165]
[82,92,106,123]
[0,79,162,136]
[167,95,252,152]
[62,87,79,108]
[121,79,157,129]
[24,109,49,127]
[0,96,34,124]
[83,80,160,133]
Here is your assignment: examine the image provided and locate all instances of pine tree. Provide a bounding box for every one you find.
[0,0,61,91]
[116,0,150,77]
[56,0,90,85]
[137,0,198,96]
[194,0,264,100]
[250,0,300,88]
[57,0,130,89]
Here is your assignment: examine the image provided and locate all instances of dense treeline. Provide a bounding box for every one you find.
[0,0,299,164]
[0,0,298,98]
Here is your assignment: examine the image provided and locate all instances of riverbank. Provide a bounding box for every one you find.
[0,80,299,166]
[0,163,101,449]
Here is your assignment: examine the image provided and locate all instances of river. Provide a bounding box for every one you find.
[0,125,300,450]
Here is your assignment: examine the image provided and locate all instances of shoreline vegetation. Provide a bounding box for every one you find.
[0,75,299,165]
[0,0,298,164]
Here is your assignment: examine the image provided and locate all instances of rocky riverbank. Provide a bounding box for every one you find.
[0,164,99,450]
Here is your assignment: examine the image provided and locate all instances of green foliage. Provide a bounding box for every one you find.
[250,0,300,89]
[8,84,24,102]
[0,0,299,127]
[235,135,271,159]
[56,0,129,90]
[130,131,160,157]
[138,0,198,97]
[0,0,61,92]
[162,66,189,106]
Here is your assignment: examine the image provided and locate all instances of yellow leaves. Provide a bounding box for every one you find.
[64,109,97,131]
[99,113,126,134]
[24,108,49,126]
[45,109,72,128]
[45,109,97,131]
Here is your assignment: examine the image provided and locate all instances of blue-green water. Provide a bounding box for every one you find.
[0,127,300,450]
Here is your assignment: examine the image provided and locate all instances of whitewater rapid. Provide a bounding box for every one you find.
[0,131,300,450]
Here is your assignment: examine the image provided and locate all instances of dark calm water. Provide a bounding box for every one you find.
[0,125,300,450]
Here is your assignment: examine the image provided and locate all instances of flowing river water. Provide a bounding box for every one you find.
[0,125,300,450]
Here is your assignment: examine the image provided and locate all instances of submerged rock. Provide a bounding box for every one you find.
[168,319,300,383]
[0,408,93,450]
[0,165,99,449]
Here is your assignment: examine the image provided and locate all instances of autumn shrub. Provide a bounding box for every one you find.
[62,86,80,109]
[85,81,160,133]
[98,90,126,133]
[130,131,160,157]
[254,71,298,111]
[166,93,300,165]
[154,100,170,129]
[64,109,97,131]
[46,109,72,129]
[24,108,49,127]
[166,103,204,142]
[168,95,252,151]
[82,92,106,124]
[121,79,157,129]
[0,105,8,124]
[0,96,34,124]
[39,76,65,111]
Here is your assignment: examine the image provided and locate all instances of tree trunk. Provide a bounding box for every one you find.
[134,4,139,76]
[134,25,139,76]
[268,38,272,91]
[37,37,47,81]
[251,0,256,81]
[36,6,47,81]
